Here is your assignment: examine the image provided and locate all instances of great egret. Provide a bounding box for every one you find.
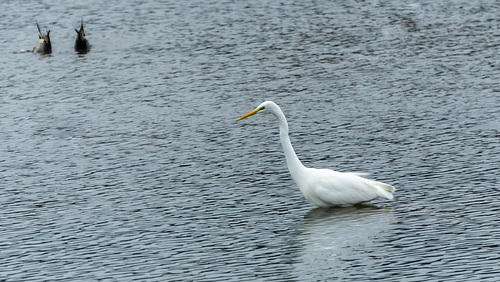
[237,101,395,207]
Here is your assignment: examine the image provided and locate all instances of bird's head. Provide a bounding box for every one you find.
[237,101,276,121]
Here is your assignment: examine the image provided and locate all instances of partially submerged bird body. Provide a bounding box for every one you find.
[74,19,90,53]
[237,101,395,207]
[296,168,395,207]
[34,22,51,54]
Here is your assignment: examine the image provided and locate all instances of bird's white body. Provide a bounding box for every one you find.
[293,168,394,207]
[237,101,395,207]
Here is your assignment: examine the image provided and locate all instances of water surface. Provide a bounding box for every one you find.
[1,0,499,281]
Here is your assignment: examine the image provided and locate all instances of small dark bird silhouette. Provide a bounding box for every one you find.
[74,19,90,53]
[34,22,52,54]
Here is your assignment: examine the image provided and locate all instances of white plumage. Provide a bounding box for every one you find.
[237,101,395,207]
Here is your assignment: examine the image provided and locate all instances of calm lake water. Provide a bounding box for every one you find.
[1,0,500,281]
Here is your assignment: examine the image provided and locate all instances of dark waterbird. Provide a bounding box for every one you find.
[74,19,90,53]
[34,22,51,54]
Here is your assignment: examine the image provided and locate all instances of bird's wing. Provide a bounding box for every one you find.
[310,169,381,205]
[345,172,371,178]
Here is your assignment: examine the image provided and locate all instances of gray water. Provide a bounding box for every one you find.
[1,0,500,281]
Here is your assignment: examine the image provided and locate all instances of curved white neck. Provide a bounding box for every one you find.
[272,106,307,178]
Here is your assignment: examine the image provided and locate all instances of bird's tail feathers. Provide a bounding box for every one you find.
[364,179,395,200]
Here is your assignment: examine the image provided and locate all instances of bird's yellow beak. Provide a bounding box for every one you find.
[237,108,260,121]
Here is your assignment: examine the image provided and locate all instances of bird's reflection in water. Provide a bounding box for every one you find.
[291,204,396,280]
[300,204,395,228]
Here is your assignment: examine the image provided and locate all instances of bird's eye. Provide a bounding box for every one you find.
[259,106,265,110]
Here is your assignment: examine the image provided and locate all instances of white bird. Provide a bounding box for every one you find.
[237,101,395,207]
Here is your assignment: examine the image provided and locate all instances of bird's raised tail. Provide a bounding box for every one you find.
[74,18,90,53]
[36,21,42,36]
[34,21,52,54]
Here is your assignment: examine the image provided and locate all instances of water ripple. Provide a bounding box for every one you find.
[1,0,500,281]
